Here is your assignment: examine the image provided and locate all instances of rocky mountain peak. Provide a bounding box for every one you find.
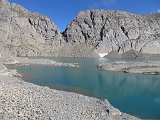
[0,0,160,58]
[0,0,8,5]
[11,3,29,17]
[0,0,10,11]
[63,9,160,56]
[0,0,64,57]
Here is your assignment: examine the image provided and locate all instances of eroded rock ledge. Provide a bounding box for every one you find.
[98,61,160,75]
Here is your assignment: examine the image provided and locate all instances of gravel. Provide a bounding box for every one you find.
[0,58,139,120]
[0,76,139,120]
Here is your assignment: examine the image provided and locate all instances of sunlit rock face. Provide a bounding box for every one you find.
[0,0,160,58]
[63,10,160,56]
[0,0,64,57]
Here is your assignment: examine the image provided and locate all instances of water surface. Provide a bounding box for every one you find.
[7,57,160,119]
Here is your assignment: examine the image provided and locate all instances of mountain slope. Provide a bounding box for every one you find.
[0,0,160,58]
[63,10,160,57]
[0,0,64,57]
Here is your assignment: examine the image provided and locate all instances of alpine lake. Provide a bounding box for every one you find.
[6,57,160,119]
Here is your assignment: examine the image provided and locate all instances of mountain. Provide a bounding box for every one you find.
[0,0,64,57]
[0,0,160,58]
[63,10,160,57]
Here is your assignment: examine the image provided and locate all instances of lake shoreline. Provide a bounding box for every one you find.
[98,61,160,75]
[0,57,139,120]
[2,57,79,68]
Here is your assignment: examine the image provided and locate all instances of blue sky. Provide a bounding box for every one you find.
[9,0,160,31]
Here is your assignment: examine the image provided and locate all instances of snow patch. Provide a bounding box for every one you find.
[99,53,108,58]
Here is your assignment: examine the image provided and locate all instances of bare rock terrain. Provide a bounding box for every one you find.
[63,10,160,57]
[0,61,138,120]
[0,57,79,67]
[0,0,160,58]
[13,57,79,67]
[98,61,160,75]
[105,50,160,59]
[0,76,139,120]
[0,1,156,119]
[0,0,64,57]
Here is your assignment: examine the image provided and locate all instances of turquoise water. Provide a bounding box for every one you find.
[7,57,160,119]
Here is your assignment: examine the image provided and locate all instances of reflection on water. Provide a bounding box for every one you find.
[7,57,160,119]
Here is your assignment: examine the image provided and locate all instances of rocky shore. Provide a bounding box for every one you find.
[98,61,160,75]
[0,58,139,120]
[105,50,160,60]
[0,0,158,119]
[0,76,138,120]
[1,57,79,68]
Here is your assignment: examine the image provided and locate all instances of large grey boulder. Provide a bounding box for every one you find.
[0,0,64,57]
[63,10,160,57]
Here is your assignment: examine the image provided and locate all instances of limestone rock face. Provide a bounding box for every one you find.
[63,10,160,56]
[1,0,160,58]
[59,42,99,57]
[0,0,64,57]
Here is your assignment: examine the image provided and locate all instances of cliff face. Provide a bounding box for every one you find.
[0,0,64,57]
[63,10,160,56]
[1,0,160,58]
